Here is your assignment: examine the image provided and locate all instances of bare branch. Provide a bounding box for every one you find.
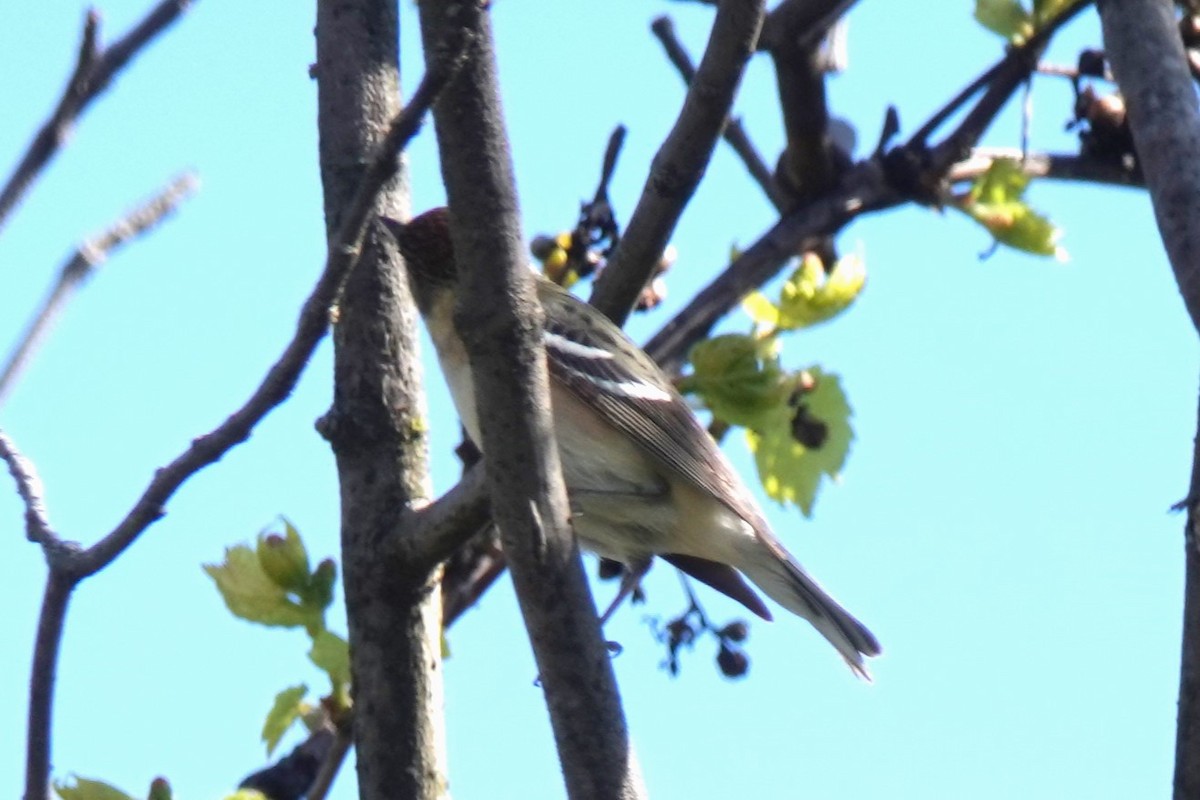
[589,0,767,325]
[419,0,647,795]
[1098,2,1200,796]
[69,58,456,580]
[405,464,490,566]
[949,146,1143,188]
[644,159,899,373]
[17,52,454,800]
[650,15,787,210]
[0,174,198,406]
[0,0,193,234]
[24,574,73,800]
[0,428,55,546]
[758,0,856,53]
[922,0,1093,173]
[305,725,352,800]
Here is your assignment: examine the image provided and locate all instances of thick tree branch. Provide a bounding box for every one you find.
[590,0,766,325]
[1100,0,1200,333]
[418,2,646,797]
[1097,3,1200,797]
[0,174,197,406]
[314,1,469,799]
[0,0,193,234]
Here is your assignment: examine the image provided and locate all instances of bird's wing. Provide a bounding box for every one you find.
[537,281,775,541]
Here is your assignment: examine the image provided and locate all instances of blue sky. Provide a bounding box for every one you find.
[0,2,1193,798]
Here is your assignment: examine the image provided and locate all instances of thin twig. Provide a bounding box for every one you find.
[650,15,787,210]
[304,725,353,800]
[0,0,193,234]
[948,147,1143,187]
[0,174,198,406]
[0,428,55,546]
[925,0,1093,172]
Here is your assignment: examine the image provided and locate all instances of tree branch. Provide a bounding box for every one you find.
[948,146,1143,188]
[1097,3,1200,797]
[589,0,767,325]
[0,0,193,234]
[757,0,856,53]
[644,158,899,373]
[313,2,469,799]
[418,2,646,797]
[405,464,490,567]
[14,44,454,800]
[650,15,787,210]
[0,428,56,547]
[922,0,1093,174]
[0,173,198,406]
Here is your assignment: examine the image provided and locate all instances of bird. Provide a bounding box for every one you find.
[383,206,881,678]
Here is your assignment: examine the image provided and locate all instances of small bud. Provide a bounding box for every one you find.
[718,620,749,643]
[148,777,172,800]
[666,617,695,648]
[717,644,750,678]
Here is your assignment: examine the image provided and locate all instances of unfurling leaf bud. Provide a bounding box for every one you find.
[256,523,310,593]
[307,559,338,611]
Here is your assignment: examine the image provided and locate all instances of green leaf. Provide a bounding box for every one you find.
[743,252,866,332]
[745,368,853,517]
[204,545,322,630]
[55,777,135,800]
[262,684,309,755]
[309,629,351,692]
[256,519,311,593]
[741,291,781,328]
[682,334,787,430]
[1032,0,1072,26]
[974,0,1034,42]
[958,158,1065,259]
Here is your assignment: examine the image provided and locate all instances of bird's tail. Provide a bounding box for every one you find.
[737,542,881,679]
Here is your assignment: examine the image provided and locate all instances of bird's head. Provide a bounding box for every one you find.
[381,206,457,313]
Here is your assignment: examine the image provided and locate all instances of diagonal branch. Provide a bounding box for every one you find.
[0,0,194,234]
[17,54,457,800]
[0,173,198,406]
[651,15,787,210]
[589,0,767,325]
[71,56,460,580]
[419,0,647,794]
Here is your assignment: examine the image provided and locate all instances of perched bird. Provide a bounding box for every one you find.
[384,207,881,677]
